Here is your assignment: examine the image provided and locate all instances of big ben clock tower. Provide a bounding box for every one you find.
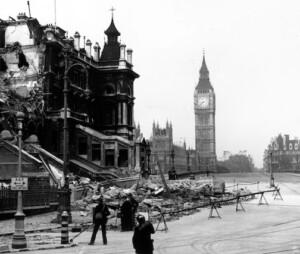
[194,54,216,173]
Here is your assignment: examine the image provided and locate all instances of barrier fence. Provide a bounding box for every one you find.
[155,186,282,232]
[226,181,260,192]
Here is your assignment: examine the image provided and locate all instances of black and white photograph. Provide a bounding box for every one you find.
[0,0,299,253]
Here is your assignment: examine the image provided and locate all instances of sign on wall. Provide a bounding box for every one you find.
[11,177,28,190]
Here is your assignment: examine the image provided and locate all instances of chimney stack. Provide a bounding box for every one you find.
[93,42,100,62]
[120,44,126,60]
[74,32,80,51]
[127,48,133,65]
[86,39,92,58]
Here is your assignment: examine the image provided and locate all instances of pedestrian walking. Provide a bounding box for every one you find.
[132,214,155,254]
[120,193,138,231]
[89,196,110,245]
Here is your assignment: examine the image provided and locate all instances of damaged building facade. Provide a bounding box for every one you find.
[0,12,145,181]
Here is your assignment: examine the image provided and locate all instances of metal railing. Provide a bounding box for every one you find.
[0,182,58,213]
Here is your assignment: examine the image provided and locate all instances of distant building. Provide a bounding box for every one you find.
[239,150,248,156]
[150,121,189,174]
[266,134,300,173]
[218,151,232,161]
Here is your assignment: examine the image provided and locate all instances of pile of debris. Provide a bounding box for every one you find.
[69,175,255,230]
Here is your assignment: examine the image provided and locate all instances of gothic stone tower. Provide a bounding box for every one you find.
[194,54,216,173]
[150,121,173,173]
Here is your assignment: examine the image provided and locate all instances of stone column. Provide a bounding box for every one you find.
[123,103,127,125]
[134,142,141,172]
[101,143,105,167]
[118,103,122,124]
[114,142,118,168]
[128,148,132,170]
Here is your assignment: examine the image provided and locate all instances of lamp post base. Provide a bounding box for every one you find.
[12,213,27,249]
[56,188,72,223]
[270,173,275,188]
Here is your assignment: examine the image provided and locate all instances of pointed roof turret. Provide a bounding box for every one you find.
[100,16,121,61]
[196,51,213,90]
[200,53,209,77]
[104,17,121,37]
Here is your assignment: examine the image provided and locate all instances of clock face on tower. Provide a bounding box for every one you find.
[197,95,209,108]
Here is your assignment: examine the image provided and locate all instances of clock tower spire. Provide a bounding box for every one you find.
[194,53,216,173]
[200,52,209,80]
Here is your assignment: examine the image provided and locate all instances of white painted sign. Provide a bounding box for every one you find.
[11,177,28,190]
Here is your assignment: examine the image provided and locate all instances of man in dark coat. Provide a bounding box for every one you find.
[132,214,155,254]
[120,193,138,231]
[89,197,110,245]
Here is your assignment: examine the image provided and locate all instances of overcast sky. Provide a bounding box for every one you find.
[2,0,300,168]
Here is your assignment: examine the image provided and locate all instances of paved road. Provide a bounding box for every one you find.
[24,174,300,254]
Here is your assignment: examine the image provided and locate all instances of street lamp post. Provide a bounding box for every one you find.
[269,151,275,187]
[145,142,151,179]
[56,50,72,223]
[187,150,191,172]
[168,148,177,180]
[57,46,90,222]
[296,154,299,173]
[205,157,209,176]
[12,112,27,249]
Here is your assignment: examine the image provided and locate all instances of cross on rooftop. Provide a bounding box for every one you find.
[109,6,116,17]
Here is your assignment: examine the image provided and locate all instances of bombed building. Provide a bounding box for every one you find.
[0,12,146,181]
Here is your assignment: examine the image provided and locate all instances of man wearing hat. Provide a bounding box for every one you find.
[120,193,138,231]
[132,214,155,254]
[89,197,110,245]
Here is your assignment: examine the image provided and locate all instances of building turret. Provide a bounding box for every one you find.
[100,17,120,61]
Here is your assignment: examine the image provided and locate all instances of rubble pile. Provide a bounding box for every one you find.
[68,175,256,230]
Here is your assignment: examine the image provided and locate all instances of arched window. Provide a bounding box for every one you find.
[289,143,293,150]
[69,68,86,90]
[103,85,115,95]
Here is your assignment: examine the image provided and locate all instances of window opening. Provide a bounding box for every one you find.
[92,143,101,161]
[78,136,87,157]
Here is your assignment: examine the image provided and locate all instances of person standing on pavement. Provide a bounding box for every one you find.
[132,214,155,254]
[120,193,138,231]
[89,196,110,245]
